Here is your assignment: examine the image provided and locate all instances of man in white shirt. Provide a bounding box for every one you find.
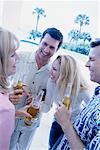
[9,27,63,150]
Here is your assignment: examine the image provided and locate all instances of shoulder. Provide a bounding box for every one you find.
[47,78,56,89]
[17,50,35,62]
[78,89,90,100]
[0,92,7,100]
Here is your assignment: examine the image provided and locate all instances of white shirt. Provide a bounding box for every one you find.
[12,50,50,130]
[42,78,90,122]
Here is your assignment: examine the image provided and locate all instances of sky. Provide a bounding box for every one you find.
[19,0,100,41]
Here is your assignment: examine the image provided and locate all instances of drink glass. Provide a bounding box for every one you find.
[63,96,71,110]
[13,80,23,96]
[24,105,39,126]
[24,90,45,126]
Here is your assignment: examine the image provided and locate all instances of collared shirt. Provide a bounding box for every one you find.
[54,87,100,150]
[12,50,50,130]
[0,93,15,150]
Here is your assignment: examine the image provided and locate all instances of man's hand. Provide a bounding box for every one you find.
[54,104,72,131]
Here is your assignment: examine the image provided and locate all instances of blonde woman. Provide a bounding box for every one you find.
[0,28,31,150]
[41,55,90,149]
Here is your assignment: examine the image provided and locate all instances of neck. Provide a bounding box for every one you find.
[35,53,49,69]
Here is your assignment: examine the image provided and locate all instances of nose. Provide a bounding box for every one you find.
[15,53,19,61]
[44,46,50,53]
[50,68,53,75]
[85,60,90,68]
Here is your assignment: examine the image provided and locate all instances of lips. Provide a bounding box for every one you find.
[50,74,55,80]
[41,49,50,57]
[13,65,16,69]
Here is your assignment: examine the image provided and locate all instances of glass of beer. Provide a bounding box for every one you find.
[24,105,39,126]
[24,90,45,126]
[63,84,71,110]
[13,80,23,96]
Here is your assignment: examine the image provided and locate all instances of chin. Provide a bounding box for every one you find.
[11,70,16,75]
[90,77,95,82]
[50,78,55,82]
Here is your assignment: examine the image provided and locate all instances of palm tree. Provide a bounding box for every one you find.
[81,32,92,44]
[33,7,46,33]
[75,14,90,33]
[68,29,80,44]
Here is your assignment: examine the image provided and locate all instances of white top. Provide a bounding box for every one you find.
[41,78,90,122]
[12,50,50,130]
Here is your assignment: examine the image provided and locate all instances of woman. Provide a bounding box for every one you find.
[53,40,100,150]
[41,55,90,149]
[0,27,31,150]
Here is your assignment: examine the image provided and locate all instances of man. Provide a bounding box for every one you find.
[9,27,63,150]
[54,39,100,150]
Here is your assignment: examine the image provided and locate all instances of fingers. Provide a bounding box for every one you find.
[22,112,32,118]
[9,93,23,105]
[23,85,32,96]
[15,109,32,118]
[16,104,33,118]
[56,103,65,111]
[13,89,23,95]
[26,98,32,105]
[56,101,63,107]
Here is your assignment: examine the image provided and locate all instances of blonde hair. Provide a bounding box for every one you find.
[55,55,88,104]
[0,27,19,92]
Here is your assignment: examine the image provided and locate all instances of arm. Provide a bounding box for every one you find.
[40,79,54,113]
[40,94,53,113]
[54,105,85,150]
[88,133,100,150]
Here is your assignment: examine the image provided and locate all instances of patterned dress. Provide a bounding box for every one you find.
[53,87,100,150]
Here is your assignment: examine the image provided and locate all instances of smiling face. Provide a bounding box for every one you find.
[36,34,60,62]
[50,59,60,83]
[7,51,18,76]
[85,45,100,84]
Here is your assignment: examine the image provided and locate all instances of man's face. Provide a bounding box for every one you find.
[36,33,60,62]
[86,45,100,84]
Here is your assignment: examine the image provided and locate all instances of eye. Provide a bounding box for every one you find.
[49,46,55,50]
[43,42,48,46]
[10,52,16,57]
[52,67,57,71]
[89,57,95,61]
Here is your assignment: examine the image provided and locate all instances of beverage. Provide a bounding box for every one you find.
[13,81,23,89]
[13,81,23,96]
[63,96,71,110]
[24,105,39,126]
[63,83,71,110]
[24,90,45,126]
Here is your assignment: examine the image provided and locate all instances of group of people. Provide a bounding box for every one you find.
[0,27,100,150]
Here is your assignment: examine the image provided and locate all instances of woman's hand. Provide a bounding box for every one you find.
[15,105,32,118]
[9,88,24,105]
